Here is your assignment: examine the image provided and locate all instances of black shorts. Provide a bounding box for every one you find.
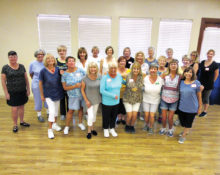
[178,110,197,128]
[118,98,126,115]
[7,91,28,106]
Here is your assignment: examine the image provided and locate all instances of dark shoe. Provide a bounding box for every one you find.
[121,120,126,125]
[87,133,92,139]
[199,111,207,117]
[91,130,98,136]
[37,116,45,122]
[20,122,30,127]
[125,125,130,133]
[116,120,121,124]
[13,126,18,133]
[130,126,136,134]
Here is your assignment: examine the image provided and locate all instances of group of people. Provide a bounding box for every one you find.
[1,46,219,144]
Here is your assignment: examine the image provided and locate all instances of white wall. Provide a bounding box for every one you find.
[0,0,220,96]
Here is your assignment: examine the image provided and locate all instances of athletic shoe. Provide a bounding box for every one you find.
[91,130,98,136]
[104,129,109,137]
[60,115,66,121]
[109,128,118,137]
[178,137,186,144]
[63,126,69,135]
[199,112,207,117]
[139,116,144,121]
[87,133,92,139]
[48,129,54,139]
[143,125,149,131]
[159,128,166,135]
[38,116,45,122]
[78,123,86,130]
[52,123,62,131]
[174,119,180,126]
[148,128,154,134]
[167,130,174,137]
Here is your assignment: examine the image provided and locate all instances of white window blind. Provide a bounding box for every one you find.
[156,19,192,63]
[37,14,71,57]
[78,16,111,58]
[119,18,152,57]
[200,27,220,63]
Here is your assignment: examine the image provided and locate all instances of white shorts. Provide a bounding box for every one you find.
[143,102,158,113]
[124,102,141,113]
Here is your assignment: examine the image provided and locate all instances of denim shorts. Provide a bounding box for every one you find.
[160,99,178,111]
[68,96,84,110]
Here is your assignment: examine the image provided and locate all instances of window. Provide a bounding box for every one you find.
[156,19,192,63]
[200,27,220,62]
[78,16,111,58]
[37,14,71,57]
[118,18,152,57]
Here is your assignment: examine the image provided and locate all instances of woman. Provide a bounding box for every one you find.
[76,47,89,72]
[159,59,181,137]
[39,54,64,139]
[62,56,86,135]
[29,49,48,122]
[123,62,144,133]
[143,63,164,134]
[165,48,174,67]
[117,56,130,125]
[199,49,219,117]
[123,47,134,69]
[100,46,116,75]
[1,51,30,132]
[179,55,191,75]
[190,51,199,75]
[100,62,122,137]
[87,46,101,68]
[178,67,202,143]
[81,62,101,139]
[135,51,149,75]
[145,47,157,66]
[56,45,68,121]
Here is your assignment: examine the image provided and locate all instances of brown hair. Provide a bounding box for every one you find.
[77,47,88,60]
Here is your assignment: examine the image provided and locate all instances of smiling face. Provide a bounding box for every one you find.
[109,66,117,76]
[169,62,178,71]
[158,59,166,67]
[118,58,126,67]
[8,55,18,65]
[132,66,140,76]
[182,58,190,67]
[184,69,193,80]
[66,58,75,68]
[123,48,131,57]
[79,51,87,60]
[136,54,144,65]
[58,49,67,58]
[89,66,97,75]
[148,49,154,58]
[46,56,55,67]
[167,50,173,58]
[207,51,215,60]
[36,52,44,62]
[149,67,158,76]
[106,48,113,56]
[92,48,99,57]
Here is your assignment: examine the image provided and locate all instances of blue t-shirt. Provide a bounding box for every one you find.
[29,60,45,88]
[100,73,122,106]
[179,80,201,113]
[39,67,64,101]
[61,68,85,98]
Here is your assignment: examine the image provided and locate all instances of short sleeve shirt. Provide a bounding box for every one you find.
[1,64,26,92]
[179,80,201,113]
[126,57,135,69]
[61,68,86,98]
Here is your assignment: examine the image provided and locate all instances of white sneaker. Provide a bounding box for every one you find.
[104,129,109,138]
[60,115,66,121]
[78,123,86,130]
[140,116,144,121]
[64,126,69,135]
[52,123,62,131]
[109,128,118,137]
[48,129,54,139]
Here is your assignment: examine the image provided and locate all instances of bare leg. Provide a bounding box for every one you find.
[168,110,175,129]
[65,110,74,127]
[144,112,149,126]
[161,109,167,128]
[78,107,83,123]
[18,105,24,123]
[182,128,190,138]
[131,112,138,126]
[11,107,19,126]
[149,112,155,128]
[203,104,209,112]
[126,112,132,126]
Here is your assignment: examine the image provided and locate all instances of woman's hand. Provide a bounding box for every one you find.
[86,100,91,108]
[26,89,30,96]
[60,70,64,75]
[5,93,10,100]
[197,106,202,115]
[75,83,81,88]
[41,96,45,102]
[115,95,118,100]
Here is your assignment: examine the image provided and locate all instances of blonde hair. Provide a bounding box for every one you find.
[135,51,145,63]
[108,61,117,69]
[91,46,99,53]
[207,49,215,55]
[44,54,57,67]
[87,62,99,76]
[182,55,190,62]
[157,55,166,63]
[131,62,142,76]
[190,51,200,63]
[57,45,67,52]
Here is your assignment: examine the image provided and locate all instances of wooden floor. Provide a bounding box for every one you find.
[0,98,220,175]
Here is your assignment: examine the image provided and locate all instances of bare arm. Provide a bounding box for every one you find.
[24,72,30,96]
[193,63,199,75]
[197,91,202,114]
[62,82,81,91]
[214,69,219,82]
[39,80,45,101]
[100,59,104,74]
[1,74,10,100]
[81,80,91,108]
[29,73,34,79]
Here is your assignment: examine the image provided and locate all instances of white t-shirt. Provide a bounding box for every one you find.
[141,63,149,74]
[76,60,89,72]
[87,56,102,68]
[102,57,117,75]
[143,75,164,104]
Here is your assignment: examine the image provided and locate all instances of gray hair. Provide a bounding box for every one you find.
[166,48,173,54]
[149,62,159,70]
[108,61,117,69]
[148,46,155,52]
[34,49,46,58]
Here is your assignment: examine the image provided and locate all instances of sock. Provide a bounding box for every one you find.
[37,112,41,117]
